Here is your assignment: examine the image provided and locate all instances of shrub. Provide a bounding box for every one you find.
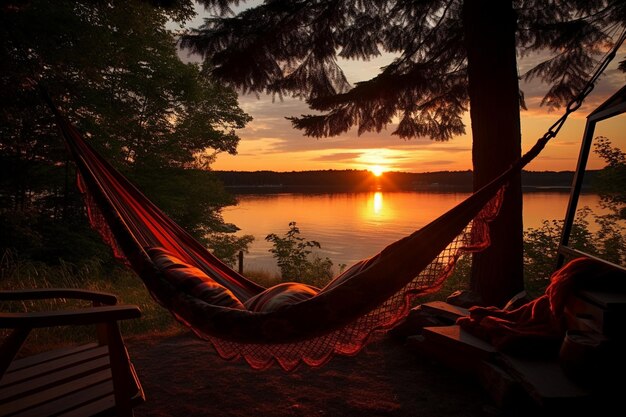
[265,221,338,287]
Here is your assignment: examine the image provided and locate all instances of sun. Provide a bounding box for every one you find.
[370,165,385,177]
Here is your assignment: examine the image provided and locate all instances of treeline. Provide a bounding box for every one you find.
[216,170,377,191]
[214,169,599,192]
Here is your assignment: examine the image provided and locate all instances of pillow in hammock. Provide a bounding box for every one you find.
[146,247,245,310]
[244,282,320,313]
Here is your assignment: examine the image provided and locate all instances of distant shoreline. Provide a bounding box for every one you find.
[215,169,598,194]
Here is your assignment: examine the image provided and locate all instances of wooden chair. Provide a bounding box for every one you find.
[0,288,145,417]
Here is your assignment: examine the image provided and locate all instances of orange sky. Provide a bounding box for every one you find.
[210,58,625,174]
[175,10,626,174]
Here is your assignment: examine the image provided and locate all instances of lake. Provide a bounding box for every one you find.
[222,190,604,274]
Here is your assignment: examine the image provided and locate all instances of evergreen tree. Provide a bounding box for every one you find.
[181,0,626,306]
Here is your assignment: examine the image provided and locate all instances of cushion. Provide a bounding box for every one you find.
[146,247,245,310]
[244,282,320,313]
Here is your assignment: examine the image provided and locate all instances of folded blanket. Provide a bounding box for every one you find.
[457,257,625,357]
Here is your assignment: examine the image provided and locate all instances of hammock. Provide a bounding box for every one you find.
[53,107,506,371]
[43,35,622,370]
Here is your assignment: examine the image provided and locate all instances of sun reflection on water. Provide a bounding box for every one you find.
[373,191,383,214]
[363,191,388,221]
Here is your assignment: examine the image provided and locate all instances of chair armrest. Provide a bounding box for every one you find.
[0,288,118,305]
[0,305,141,329]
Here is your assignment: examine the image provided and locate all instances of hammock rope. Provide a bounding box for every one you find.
[42,31,624,370]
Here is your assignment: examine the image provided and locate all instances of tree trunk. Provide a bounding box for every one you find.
[462,0,524,307]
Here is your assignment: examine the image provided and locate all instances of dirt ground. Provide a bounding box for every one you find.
[126,331,501,417]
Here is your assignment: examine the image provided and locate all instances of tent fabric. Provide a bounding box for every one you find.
[53,107,522,370]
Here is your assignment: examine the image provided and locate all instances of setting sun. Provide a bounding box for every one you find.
[371,165,385,177]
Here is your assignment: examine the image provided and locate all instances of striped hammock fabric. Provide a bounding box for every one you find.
[53,106,532,371]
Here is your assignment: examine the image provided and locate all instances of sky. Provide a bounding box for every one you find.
[172,5,626,174]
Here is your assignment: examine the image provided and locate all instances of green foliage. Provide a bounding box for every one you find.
[523,210,591,293]
[522,137,626,296]
[444,208,626,301]
[130,167,238,245]
[265,222,338,287]
[522,210,625,297]
[206,232,255,268]
[0,207,114,264]
[593,136,626,220]
[0,0,252,264]
[589,137,626,265]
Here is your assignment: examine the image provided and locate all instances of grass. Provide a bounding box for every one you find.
[0,250,180,354]
[243,268,281,288]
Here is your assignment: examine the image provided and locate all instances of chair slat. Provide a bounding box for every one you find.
[0,345,108,386]
[56,394,116,417]
[0,354,110,402]
[5,343,99,373]
[0,369,112,416]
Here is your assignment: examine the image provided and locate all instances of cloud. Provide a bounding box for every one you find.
[393,143,471,153]
[418,160,457,166]
[311,152,363,162]
[551,141,579,147]
[393,159,468,172]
